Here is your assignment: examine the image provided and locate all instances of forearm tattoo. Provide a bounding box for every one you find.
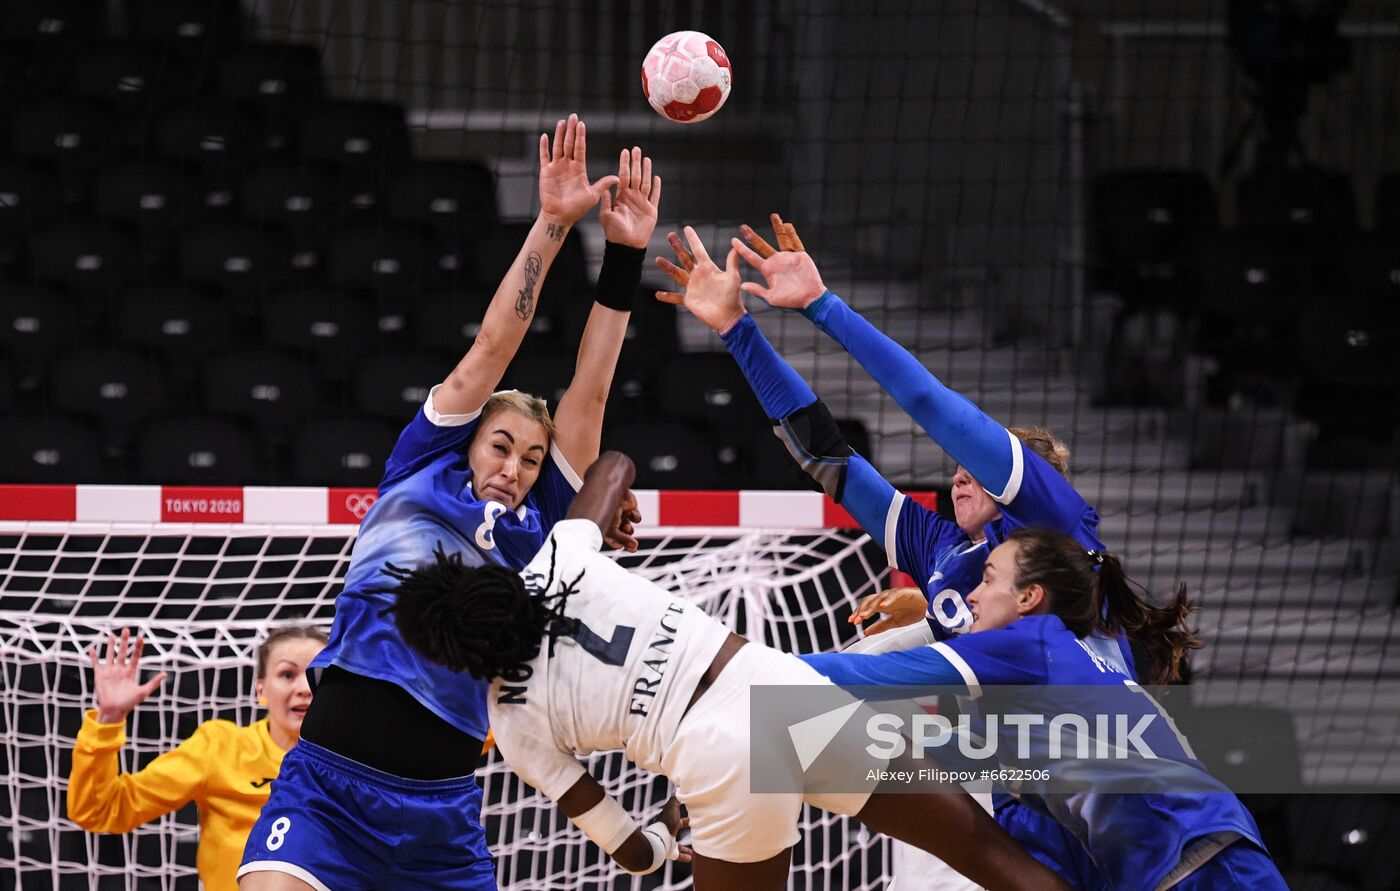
[516,251,543,320]
[546,222,568,241]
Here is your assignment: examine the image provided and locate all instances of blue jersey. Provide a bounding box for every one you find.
[803,615,1265,890]
[309,390,581,739]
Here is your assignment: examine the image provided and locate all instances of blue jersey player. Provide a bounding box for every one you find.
[658,223,1126,888]
[238,116,663,891]
[800,528,1287,890]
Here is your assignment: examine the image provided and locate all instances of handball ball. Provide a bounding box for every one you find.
[641,31,732,124]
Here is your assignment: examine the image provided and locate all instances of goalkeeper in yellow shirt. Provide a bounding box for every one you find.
[67,625,327,891]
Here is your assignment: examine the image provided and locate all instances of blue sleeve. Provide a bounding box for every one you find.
[840,453,898,546]
[718,313,816,419]
[890,488,966,581]
[935,620,1052,690]
[992,451,1102,547]
[380,410,479,490]
[526,446,583,531]
[799,647,968,692]
[801,291,1018,499]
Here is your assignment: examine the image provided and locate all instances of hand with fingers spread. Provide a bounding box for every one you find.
[848,587,930,636]
[655,226,746,335]
[599,146,662,249]
[538,113,620,230]
[731,212,828,311]
[89,628,168,724]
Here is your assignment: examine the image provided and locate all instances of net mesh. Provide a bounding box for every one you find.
[0,522,888,890]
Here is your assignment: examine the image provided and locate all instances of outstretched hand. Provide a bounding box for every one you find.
[89,628,167,724]
[849,587,929,636]
[731,212,827,311]
[538,114,619,229]
[654,227,746,335]
[598,146,661,249]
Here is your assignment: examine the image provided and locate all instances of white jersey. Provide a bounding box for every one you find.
[487,519,733,800]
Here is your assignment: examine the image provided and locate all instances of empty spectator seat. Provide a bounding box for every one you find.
[215,42,322,138]
[239,161,337,234]
[0,284,83,382]
[93,160,202,260]
[290,417,398,486]
[300,101,410,177]
[124,0,244,60]
[152,100,264,172]
[1,1,101,84]
[136,415,256,484]
[115,285,231,373]
[71,41,194,127]
[30,219,139,296]
[0,158,59,267]
[203,350,317,434]
[602,420,722,489]
[387,160,497,244]
[657,352,768,429]
[1237,168,1358,250]
[180,221,291,307]
[353,352,449,423]
[262,287,378,379]
[326,223,442,297]
[0,415,103,482]
[10,100,117,178]
[50,346,168,436]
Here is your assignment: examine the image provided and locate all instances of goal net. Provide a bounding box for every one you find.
[0,486,898,890]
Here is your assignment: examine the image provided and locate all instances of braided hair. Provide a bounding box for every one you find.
[378,541,580,680]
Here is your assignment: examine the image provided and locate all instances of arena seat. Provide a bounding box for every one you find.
[0,284,84,382]
[0,415,103,482]
[115,285,231,379]
[136,415,257,485]
[9,100,117,179]
[657,351,768,430]
[214,42,323,117]
[300,101,410,176]
[0,1,102,66]
[261,286,378,380]
[352,351,450,423]
[1237,168,1358,250]
[326,223,443,297]
[239,161,338,234]
[152,99,265,172]
[387,160,497,244]
[50,346,169,437]
[0,43,43,110]
[93,160,202,260]
[202,349,318,435]
[0,158,59,267]
[1194,228,1308,368]
[124,0,245,60]
[71,41,195,126]
[30,219,139,296]
[1285,796,1400,891]
[180,221,292,308]
[1343,233,1400,301]
[290,417,399,486]
[1091,168,1216,309]
[603,419,724,489]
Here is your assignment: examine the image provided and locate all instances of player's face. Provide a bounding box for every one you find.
[951,465,1000,537]
[468,409,550,508]
[257,638,321,739]
[966,541,1032,632]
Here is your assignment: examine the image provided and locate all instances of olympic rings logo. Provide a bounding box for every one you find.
[344,493,377,519]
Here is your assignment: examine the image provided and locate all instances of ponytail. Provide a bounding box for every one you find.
[1092,553,1200,685]
[1004,528,1202,685]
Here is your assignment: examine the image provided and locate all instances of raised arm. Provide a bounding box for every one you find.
[657,227,901,539]
[551,146,660,470]
[731,216,1019,501]
[434,114,618,416]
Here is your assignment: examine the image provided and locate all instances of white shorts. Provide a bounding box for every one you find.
[661,643,880,863]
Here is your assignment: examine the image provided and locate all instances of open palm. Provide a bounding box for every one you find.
[538,114,618,227]
[599,146,661,249]
[731,214,827,310]
[90,628,167,724]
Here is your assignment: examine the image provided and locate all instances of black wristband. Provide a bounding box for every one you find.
[595,241,647,311]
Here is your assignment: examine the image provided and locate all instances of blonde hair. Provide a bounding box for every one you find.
[480,390,555,442]
[256,624,328,678]
[1009,425,1071,476]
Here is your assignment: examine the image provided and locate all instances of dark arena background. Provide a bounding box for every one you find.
[2,0,1399,889]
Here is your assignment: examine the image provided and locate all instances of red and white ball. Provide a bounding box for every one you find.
[640,30,732,124]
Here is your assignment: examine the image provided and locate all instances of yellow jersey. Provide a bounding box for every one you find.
[67,710,285,891]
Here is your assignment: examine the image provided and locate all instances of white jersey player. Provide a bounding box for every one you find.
[383,452,1071,891]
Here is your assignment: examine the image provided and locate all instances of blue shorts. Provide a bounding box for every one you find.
[1174,839,1287,890]
[238,738,496,891]
[997,800,1109,891]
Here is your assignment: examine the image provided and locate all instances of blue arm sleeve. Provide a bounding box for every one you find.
[719,314,816,419]
[802,292,1017,499]
[841,454,898,544]
[799,648,967,692]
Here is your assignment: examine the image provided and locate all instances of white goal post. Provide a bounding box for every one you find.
[0,484,938,890]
